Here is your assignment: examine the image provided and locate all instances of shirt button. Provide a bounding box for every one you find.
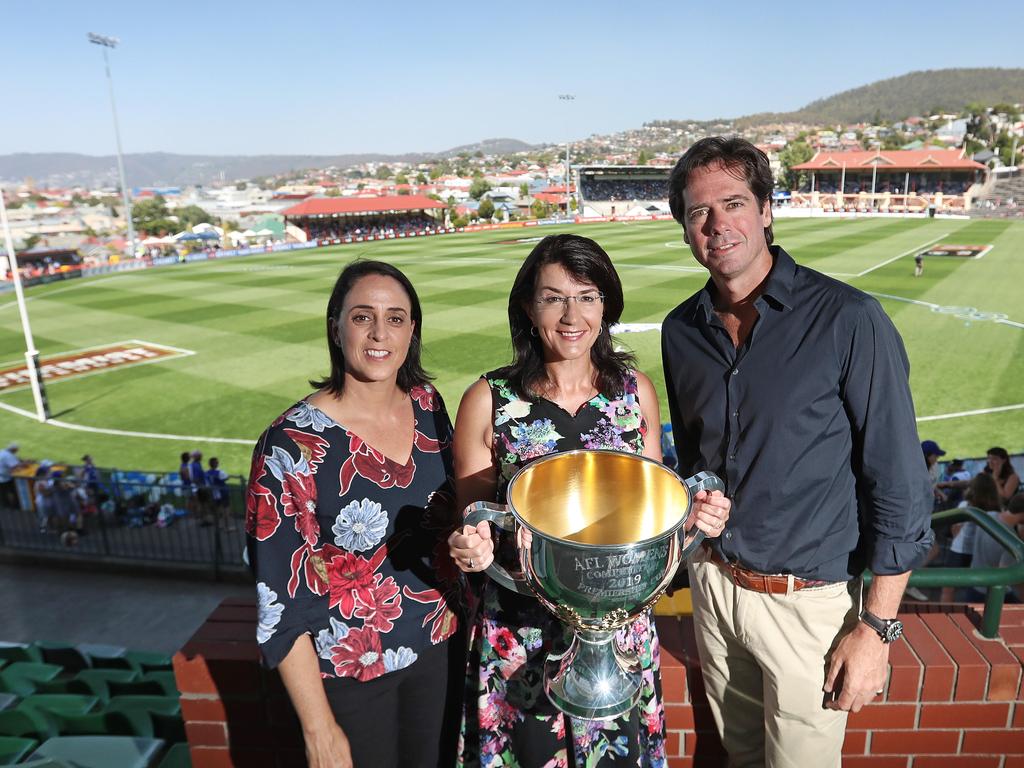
[728,454,736,461]
[732,411,739,418]
[731,369,739,376]
[724,531,733,540]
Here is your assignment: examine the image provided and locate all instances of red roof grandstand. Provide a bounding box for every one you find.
[793,149,985,172]
[280,195,446,217]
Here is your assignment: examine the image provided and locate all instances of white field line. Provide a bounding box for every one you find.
[851,234,948,278]
[869,292,1024,329]
[917,403,1024,423]
[0,398,254,445]
[0,275,130,312]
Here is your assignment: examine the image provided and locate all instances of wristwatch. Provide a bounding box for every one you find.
[860,609,904,643]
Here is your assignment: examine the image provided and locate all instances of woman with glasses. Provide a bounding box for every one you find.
[448,234,730,767]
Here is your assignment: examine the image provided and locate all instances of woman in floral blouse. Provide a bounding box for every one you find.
[247,260,463,768]
[448,234,731,767]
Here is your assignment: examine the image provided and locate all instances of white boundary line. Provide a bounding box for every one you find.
[851,234,949,278]
[0,398,254,445]
[917,403,1024,423]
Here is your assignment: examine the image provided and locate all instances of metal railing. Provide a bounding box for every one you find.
[864,506,1024,638]
[0,471,249,579]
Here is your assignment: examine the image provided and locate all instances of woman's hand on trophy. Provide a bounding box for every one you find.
[448,521,495,572]
[690,489,731,538]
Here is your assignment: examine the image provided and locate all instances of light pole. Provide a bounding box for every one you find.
[88,32,136,260]
[0,190,50,421]
[558,94,575,218]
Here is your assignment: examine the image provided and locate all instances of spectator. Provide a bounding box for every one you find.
[922,439,947,510]
[190,449,212,524]
[178,452,191,487]
[79,454,101,497]
[936,458,971,510]
[34,460,54,533]
[985,447,1020,505]
[206,457,233,530]
[49,470,81,534]
[941,473,1001,602]
[0,442,24,511]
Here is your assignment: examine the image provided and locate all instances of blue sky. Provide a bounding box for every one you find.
[4,1,1022,156]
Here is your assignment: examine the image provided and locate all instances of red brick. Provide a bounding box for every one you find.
[843,757,909,768]
[949,613,1022,700]
[1005,758,1024,768]
[189,747,233,768]
[662,665,687,704]
[870,730,959,755]
[902,615,955,701]
[1000,606,1024,626]
[886,631,924,702]
[1014,702,1024,728]
[847,703,917,729]
[665,729,683,757]
[185,721,229,747]
[174,653,218,695]
[918,702,1010,728]
[842,729,866,755]
[1001,625,1024,645]
[178,640,261,663]
[912,758,1001,768]
[665,703,694,730]
[962,730,1024,754]
[180,695,227,722]
[921,613,989,701]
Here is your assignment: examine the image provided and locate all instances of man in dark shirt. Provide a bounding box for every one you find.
[662,137,933,767]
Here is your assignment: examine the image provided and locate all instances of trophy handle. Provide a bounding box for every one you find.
[680,471,726,557]
[463,501,533,596]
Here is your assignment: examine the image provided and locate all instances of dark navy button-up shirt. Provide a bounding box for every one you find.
[662,246,933,582]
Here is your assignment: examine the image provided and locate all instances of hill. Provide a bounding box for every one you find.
[0,138,535,188]
[735,68,1024,128]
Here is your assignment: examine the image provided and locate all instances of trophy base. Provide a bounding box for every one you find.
[543,632,642,721]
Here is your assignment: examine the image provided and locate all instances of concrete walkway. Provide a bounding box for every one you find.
[0,563,252,654]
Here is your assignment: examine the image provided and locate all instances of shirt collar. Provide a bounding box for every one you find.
[689,244,796,320]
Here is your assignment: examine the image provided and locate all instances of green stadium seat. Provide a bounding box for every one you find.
[12,759,74,768]
[33,679,94,698]
[0,735,39,765]
[0,708,58,741]
[106,680,167,698]
[18,694,99,717]
[139,672,178,697]
[36,645,91,674]
[0,643,42,664]
[156,742,192,768]
[106,697,180,717]
[124,652,173,673]
[77,645,135,672]
[47,710,152,739]
[28,736,166,768]
[0,693,16,712]
[65,670,141,703]
[0,663,64,698]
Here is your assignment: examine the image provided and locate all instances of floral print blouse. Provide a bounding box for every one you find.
[246,385,461,681]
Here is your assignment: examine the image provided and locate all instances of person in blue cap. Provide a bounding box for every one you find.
[922,440,946,509]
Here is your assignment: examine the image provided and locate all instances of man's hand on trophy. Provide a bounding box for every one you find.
[689,490,731,538]
[448,521,495,572]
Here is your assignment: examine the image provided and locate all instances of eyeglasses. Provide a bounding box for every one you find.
[534,293,605,310]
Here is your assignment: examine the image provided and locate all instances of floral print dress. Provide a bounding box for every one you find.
[458,371,667,768]
[246,385,462,682]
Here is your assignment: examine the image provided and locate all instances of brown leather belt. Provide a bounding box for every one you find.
[706,545,824,595]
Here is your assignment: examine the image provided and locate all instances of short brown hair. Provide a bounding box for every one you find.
[668,136,775,245]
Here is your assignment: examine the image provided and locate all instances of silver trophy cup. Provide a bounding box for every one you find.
[464,449,723,720]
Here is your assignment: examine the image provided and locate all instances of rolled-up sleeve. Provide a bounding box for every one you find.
[840,297,934,574]
[246,428,323,669]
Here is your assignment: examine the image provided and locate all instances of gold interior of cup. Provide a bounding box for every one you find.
[508,451,690,545]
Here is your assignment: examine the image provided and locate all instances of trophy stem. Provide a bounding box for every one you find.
[544,629,642,721]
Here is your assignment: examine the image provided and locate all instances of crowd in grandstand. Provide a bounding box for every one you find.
[580,178,670,201]
[809,177,972,196]
[302,214,440,241]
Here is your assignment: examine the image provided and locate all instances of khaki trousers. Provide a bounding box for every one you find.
[687,549,860,768]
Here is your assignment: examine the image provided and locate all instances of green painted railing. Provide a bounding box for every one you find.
[864,506,1024,638]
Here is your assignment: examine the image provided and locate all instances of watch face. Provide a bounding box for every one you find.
[883,620,904,643]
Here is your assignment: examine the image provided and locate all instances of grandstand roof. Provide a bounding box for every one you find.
[793,149,985,172]
[280,195,445,217]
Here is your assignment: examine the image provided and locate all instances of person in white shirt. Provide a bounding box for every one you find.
[0,443,24,511]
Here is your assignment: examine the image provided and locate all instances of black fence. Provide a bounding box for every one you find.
[0,467,249,579]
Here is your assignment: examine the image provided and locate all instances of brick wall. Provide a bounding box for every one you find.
[174,601,1024,767]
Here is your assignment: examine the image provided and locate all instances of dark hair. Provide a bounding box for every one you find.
[180,452,189,464]
[985,446,1016,481]
[966,472,1001,512]
[668,136,775,245]
[310,259,431,395]
[496,234,634,400]
[1008,493,1024,516]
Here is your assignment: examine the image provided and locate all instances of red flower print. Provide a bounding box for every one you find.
[404,585,459,644]
[413,428,441,454]
[331,626,385,681]
[245,453,280,541]
[338,432,415,495]
[279,470,320,546]
[284,428,330,473]
[409,385,437,412]
[354,575,403,632]
[487,625,518,660]
[328,545,388,619]
[302,542,344,596]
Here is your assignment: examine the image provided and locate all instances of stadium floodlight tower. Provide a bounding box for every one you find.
[558,94,575,218]
[0,191,51,421]
[88,32,136,261]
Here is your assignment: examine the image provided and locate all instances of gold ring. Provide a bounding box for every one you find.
[469,558,475,568]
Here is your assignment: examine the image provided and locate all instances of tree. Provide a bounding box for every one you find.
[452,214,469,228]
[478,198,495,220]
[519,182,529,198]
[416,172,427,184]
[530,199,549,219]
[429,165,444,180]
[133,196,177,235]
[175,204,215,231]
[637,149,649,165]
[398,188,411,195]
[235,181,247,191]
[326,187,341,197]
[778,140,815,191]
[22,234,41,251]
[469,178,491,200]
[375,165,392,180]
[395,172,409,185]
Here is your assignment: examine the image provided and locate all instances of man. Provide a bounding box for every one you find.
[205,456,234,530]
[189,449,212,525]
[936,456,971,510]
[922,439,947,510]
[0,443,23,511]
[662,137,932,767]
